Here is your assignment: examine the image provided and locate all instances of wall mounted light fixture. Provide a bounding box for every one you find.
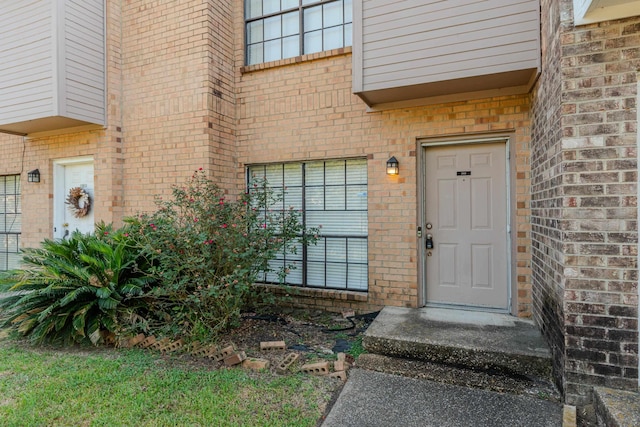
[386,157,399,175]
[27,169,40,183]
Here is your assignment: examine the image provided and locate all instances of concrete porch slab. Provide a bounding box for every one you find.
[362,306,553,380]
[322,369,563,427]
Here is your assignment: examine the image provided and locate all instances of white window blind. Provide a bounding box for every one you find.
[0,175,21,270]
[248,158,368,291]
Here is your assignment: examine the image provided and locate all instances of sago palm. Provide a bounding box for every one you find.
[0,228,157,344]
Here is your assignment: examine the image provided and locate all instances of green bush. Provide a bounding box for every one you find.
[125,169,315,340]
[0,224,157,345]
[0,170,314,345]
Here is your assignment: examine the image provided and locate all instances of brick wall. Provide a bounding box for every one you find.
[531,0,567,398]
[532,0,639,406]
[561,5,639,404]
[120,0,237,213]
[233,0,534,314]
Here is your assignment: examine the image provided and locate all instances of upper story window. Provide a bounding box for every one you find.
[245,0,352,65]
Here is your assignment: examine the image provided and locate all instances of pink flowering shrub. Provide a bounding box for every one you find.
[124,169,316,340]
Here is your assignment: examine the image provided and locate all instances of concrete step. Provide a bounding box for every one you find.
[356,353,560,400]
[362,307,556,394]
[593,387,640,427]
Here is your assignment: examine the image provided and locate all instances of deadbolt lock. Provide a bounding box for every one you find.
[426,233,434,249]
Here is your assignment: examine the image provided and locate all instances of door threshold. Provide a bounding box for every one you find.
[424,302,511,315]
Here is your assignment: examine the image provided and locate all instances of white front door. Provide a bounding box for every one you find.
[54,160,94,238]
[424,142,508,310]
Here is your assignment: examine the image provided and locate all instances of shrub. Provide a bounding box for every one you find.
[125,169,315,340]
[0,224,157,345]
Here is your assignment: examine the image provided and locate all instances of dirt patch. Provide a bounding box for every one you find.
[151,308,377,375]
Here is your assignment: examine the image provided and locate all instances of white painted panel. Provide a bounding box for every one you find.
[63,0,105,125]
[364,43,540,86]
[0,0,105,133]
[438,244,458,287]
[471,178,492,230]
[364,29,537,71]
[437,179,457,230]
[354,0,541,104]
[0,0,55,125]
[471,244,493,289]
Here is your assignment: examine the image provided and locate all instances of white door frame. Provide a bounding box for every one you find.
[417,135,514,314]
[53,156,94,239]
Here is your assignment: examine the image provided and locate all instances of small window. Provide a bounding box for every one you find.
[248,159,368,291]
[0,175,21,270]
[245,0,352,65]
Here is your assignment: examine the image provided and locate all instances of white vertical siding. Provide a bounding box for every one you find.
[62,0,105,125]
[353,0,541,105]
[0,0,55,123]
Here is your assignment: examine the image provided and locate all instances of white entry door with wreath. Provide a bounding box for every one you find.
[53,158,94,239]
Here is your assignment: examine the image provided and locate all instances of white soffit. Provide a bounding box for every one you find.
[573,0,640,25]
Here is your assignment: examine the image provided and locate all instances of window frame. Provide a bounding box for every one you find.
[0,175,21,271]
[247,158,368,291]
[245,0,353,66]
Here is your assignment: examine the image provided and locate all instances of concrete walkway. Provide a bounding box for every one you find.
[322,369,563,427]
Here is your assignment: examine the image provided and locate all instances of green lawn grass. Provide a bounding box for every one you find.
[0,341,334,427]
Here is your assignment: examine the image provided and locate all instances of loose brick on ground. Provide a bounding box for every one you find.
[260,340,286,351]
[242,357,270,370]
[160,339,183,353]
[329,371,347,382]
[191,344,218,357]
[128,333,146,348]
[301,361,330,376]
[337,352,354,369]
[276,353,300,373]
[224,351,247,366]
[148,337,170,351]
[208,344,236,361]
[137,336,157,348]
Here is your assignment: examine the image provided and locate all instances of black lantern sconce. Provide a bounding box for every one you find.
[386,157,399,176]
[27,169,40,183]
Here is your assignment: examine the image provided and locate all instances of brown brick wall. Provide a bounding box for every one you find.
[120,0,237,213]
[532,0,639,407]
[531,0,567,399]
[561,7,639,404]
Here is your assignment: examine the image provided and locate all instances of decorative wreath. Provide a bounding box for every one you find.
[66,187,91,218]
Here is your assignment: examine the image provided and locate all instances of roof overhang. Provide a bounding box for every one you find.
[573,0,640,25]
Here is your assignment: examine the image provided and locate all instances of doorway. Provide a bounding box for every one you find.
[423,141,509,311]
[53,157,94,238]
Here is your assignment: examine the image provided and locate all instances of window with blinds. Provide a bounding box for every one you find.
[248,158,368,291]
[0,175,21,271]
